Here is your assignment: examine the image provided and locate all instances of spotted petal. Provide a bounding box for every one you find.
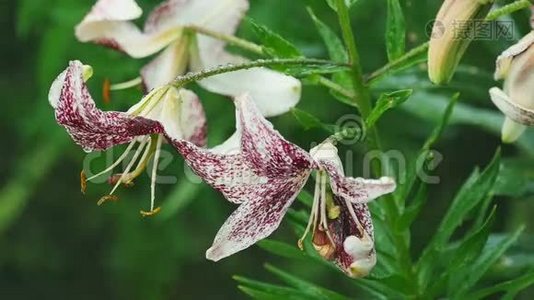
[206,176,309,261]
[49,60,164,152]
[172,94,314,260]
[310,141,396,204]
[328,195,377,278]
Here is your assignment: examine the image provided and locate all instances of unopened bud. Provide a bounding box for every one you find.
[428,0,493,84]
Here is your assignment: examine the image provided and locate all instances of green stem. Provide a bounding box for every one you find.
[171,58,349,87]
[335,0,417,283]
[317,76,355,99]
[367,42,429,84]
[187,25,356,102]
[486,0,532,21]
[186,25,265,55]
[335,0,372,117]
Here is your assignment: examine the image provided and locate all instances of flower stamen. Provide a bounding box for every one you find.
[109,77,142,91]
[318,172,336,247]
[86,140,137,181]
[80,170,87,194]
[149,135,163,212]
[298,173,322,249]
[140,206,161,217]
[109,138,149,196]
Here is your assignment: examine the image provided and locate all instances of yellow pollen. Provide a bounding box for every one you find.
[80,170,87,195]
[97,195,119,206]
[140,207,161,217]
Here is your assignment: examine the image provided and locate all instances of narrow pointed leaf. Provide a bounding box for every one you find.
[366,89,412,128]
[248,18,302,58]
[385,0,406,61]
[265,264,350,300]
[453,228,525,297]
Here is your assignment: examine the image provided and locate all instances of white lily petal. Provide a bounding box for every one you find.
[490,87,534,126]
[49,70,67,108]
[75,0,180,58]
[141,37,189,91]
[495,31,534,80]
[145,0,248,36]
[191,45,302,117]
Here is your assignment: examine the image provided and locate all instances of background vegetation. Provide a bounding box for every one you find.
[3,0,534,298]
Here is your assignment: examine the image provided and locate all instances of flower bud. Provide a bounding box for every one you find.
[490,32,534,143]
[428,0,493,85]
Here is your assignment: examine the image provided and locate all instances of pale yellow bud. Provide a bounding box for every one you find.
[428,0,493,85]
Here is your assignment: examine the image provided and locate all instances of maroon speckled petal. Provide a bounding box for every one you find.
[236,94,315,177]
[169,94,314,260]
[172,139,268,204]
[205,175,309,261]
[329,195,376,277]
[311,141,396,203]
[50,61,163,152]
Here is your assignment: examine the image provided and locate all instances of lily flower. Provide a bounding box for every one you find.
[490,31,534,143]
[173,94,396,277]
[75,0,301,117]
[49,60,207,215]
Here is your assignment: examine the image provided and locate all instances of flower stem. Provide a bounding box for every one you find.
[171,58,349,87]
[486,0,532,21]
[186,25,265,55]
[335,0,372,117]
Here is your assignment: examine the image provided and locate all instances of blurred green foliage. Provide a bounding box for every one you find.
[2,0,534,298]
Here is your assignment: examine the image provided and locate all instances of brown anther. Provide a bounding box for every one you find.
[108,174,134,187]
[97,195,119,206]
[140,207,161,217]
[297,239,304,250]
[102,79,111,104]
[80,170,87,194]
[312,228,336,260]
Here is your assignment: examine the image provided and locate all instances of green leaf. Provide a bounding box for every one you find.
[307,7,347,62]
[257,240,308,261]
[466,271,534,299]
[385,0,406,61]
[296,189,314,208]
[291,108,334,133]
[453,227,525,297]
[235,276,314,299]
[434,149,500,248]
[326,0,359,11]
[366,89,412,128]
[417,148,500,291]
[248,18,302,58]
[395,183,427,230]
[445,207,496,294]
[265,264,350,300]
[493,158,534,197]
